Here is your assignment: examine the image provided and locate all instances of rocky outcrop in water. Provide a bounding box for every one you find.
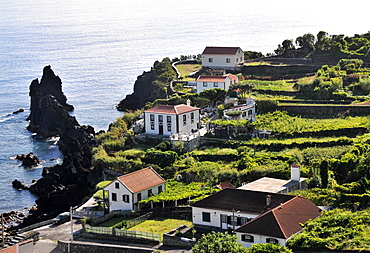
[16,152,40,166]
[27,65,74,136]
[19,66,102,227]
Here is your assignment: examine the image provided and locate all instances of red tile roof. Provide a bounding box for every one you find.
[197,75,228,82]
[144,104,199,115]
[0,245,17,253]
[235,196,321,239]
[202,47,242,55]
[217,181,236,190]
[117,167,165,193]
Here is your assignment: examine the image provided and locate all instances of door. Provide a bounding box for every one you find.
[159,125,163,135]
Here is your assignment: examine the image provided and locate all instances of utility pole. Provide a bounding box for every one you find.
[2,214,4,249]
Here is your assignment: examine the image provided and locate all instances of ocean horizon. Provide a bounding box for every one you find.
[0,0,369,213]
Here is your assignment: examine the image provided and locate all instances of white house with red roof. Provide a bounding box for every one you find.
[196,74,238,93]
[143,102,200,136]
[191,188,320,248]
[104,167,166,211]
[201,46,244,69]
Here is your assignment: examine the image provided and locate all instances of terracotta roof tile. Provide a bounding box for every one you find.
[235,196,321,238]
[217,181,236,190]
[144,104,199,115]
[202,47,242,55]
[117,167,165,193]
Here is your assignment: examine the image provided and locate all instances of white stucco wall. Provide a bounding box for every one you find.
[192,207,258,230]
[105,180,133,211]
[202,50,244,68]
[196,81,225,93]
[106,180,166,211]
[223,103,256,120]
[144,110,200,136]
[236,233,287,248]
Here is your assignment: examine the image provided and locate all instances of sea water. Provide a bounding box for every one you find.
[0,0,368,213]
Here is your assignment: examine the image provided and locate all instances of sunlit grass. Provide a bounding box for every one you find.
[128,217,193,234]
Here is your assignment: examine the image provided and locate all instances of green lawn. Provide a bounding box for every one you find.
[175,63,201,78]
[128,217,193,234]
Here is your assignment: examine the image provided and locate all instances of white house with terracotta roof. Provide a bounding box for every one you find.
[235,194,320,247]
[196,74,238,93]
[201,46,244,69]
[104,167,166,211]
[143,102,200,136]
[191,188,320,247]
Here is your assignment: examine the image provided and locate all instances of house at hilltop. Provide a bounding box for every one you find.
[104,167,166,211]
[143,101,200,136]
[196,74,238,93]
[201,46,244,70]
[191,188,320,247]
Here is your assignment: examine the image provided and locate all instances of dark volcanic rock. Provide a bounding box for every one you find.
[12,179,29,190]
[27,65,74,135]
[16,152,40,166]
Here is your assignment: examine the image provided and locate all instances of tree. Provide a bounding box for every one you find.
[296,33,315,51]
[192,231,248,253]
[315,31,330,51]
[199,88,227,107]
[249,243,293,253]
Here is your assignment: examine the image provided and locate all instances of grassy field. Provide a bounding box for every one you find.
[175,63,201,79]
[128,217,193,234]
[240,79,296,91]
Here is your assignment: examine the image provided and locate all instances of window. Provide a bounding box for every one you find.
[242,111,247,117]
[158,115,163,123]
[191,112,194,124]
[209,58,213,63]
[122,194,130,203]
[202,212,211,222]
[236,58,239,63]
[115,182,119,189]
[226,58,230,63]
[112,193,117,202]
[167,125,171,132]
[221,214,227,223]
[150,122,155,130]
[241,234,254,243]
[150,114,154,121]
[167,116,171,123]
[158,185,163,193]
[148,189,153,196]
[183,115,187,126]
[240,57,243,62]
[266,238,279,244]
[203,82,207,87]
[137,193,142,202]
[213,82,218,87]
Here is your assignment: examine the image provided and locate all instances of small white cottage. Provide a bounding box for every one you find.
[223,97,256,121]
[201,46,244,69]
[196,74,238,93]
[104,167,166,211]
[144,102,200,136]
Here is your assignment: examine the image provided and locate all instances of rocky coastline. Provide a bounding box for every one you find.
[10,66,103,229]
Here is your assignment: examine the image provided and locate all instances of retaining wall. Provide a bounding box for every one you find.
[58,240,153,253]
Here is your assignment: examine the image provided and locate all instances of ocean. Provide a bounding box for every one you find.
[0,0,368,213]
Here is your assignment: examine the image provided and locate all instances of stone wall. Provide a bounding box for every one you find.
[163,234,196,248]
[58,240,153,253]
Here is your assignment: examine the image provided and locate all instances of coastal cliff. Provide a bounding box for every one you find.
[27,65,74,136]
[116,58,176,111]
[21,67,102,226]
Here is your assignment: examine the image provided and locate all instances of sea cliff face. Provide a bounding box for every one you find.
[21,66,102,226]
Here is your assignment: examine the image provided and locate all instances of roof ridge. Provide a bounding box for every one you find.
[271,206,288,238]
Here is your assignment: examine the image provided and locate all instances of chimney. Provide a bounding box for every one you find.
[266,195,271,207]
[291,164,300,181]
[186,99,191,106]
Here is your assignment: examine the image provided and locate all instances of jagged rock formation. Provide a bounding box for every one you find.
[19,66,102,226]
[27,65,74,135]
[117,70,166,111]
[16,152,40,166]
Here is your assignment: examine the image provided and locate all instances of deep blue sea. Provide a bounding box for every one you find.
[0,0,368,213]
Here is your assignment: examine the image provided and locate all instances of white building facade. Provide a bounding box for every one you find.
[196,74,238,93]
[201,46,244,69]
[104,167,166,211]
[223,97,256,121]
[144,103,200,136]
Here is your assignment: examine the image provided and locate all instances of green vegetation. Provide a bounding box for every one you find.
[287,209,370,250]
[175,63,201,79]
[128,217,193,234]
[192,232,248,253]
